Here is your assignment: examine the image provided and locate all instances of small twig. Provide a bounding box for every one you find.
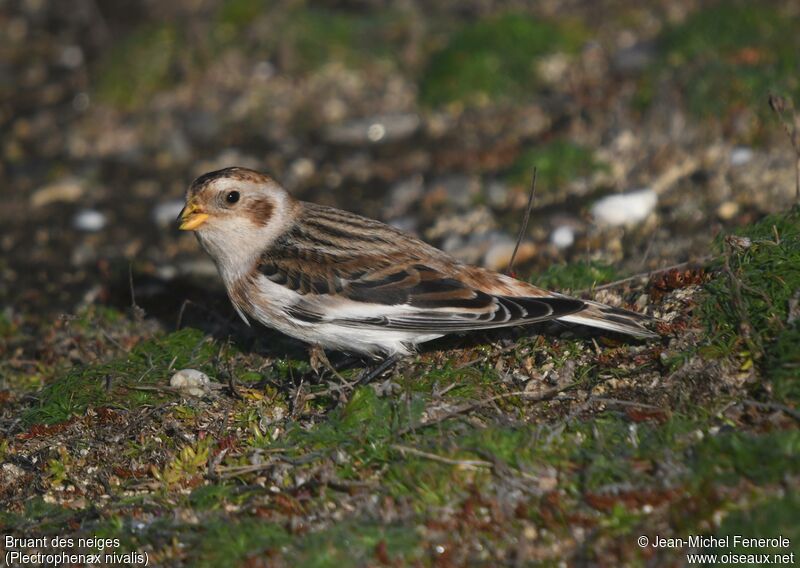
[768,93,800,203]
[128,263,144,321]
[396,382,575,436]
[743,399,800,423]
[325,477,380,492]
[176,300,189,330]
[507,167,537,277]
[207,448,228,481]
[590,397,664,410]
[456,340,530,370]
[390,444,492,469]
[100,330,129,353]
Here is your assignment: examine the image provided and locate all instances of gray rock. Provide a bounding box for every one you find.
[170,369,211,397]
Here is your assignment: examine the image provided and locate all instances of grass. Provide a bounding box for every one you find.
[701,206,800,363]
[22,328,217,425]
[640,3,800,121]
[419,13,585,107]
[507,139,608,189]
[713,492,800,555]
[94,24,179,109]
[5,211,800,565]
[94,3,409,109]
[533,261,620,292]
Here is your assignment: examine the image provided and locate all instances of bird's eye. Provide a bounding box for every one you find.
[226,191,240,204]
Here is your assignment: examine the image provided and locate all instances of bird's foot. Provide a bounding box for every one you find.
[355,354,401,387]
[308,344,346,382]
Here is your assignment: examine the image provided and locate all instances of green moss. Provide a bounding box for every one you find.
[533,261,619,292]
[0,498,77,532]
[178,516,421,567]
[386,455,468,509]
[272,387,424,478]
[701,207,800,359]
[22,328,217,426]
[401,362,499,400]
[420,13,585,107]
[0,311,16,338]
[216,0,268,32]
[713,492,800,554]
[766,323,800,404]
[283,8,404,72]
[189,518,290,568]
[94,24,179,109]
[507,140,608,189]
[645,3,800,119]
[187,484,254,510]
[693,429,800,486]
[288,521,421,567]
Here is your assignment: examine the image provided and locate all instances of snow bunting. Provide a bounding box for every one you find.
[179,167,657,357]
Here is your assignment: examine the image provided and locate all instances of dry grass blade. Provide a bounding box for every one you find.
[768,93,800,202]
[396,381,575,436]
[390,444,492,468]
[507,167,537,277]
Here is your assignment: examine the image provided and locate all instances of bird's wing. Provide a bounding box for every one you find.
[259,248,586,332]
[253,203,654,338]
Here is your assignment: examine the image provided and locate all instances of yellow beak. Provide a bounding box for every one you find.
[178,201,210,231]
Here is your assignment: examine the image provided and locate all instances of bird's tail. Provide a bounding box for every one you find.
[558,300,658,339]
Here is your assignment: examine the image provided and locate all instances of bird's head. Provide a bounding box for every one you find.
[179,167,297,279]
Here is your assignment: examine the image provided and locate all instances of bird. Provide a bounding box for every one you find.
[178,167,657,368]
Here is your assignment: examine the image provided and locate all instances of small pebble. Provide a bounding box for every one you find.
[324,113,420,145]
[730,147,753,166]
[591,188,657,226]
[716,201,739,220]
[170,369,211,397]
[483,238,536,271]
[550,225,575,249]
[486,181,509,208]
[72,209,106,232]
[31,179,84,208]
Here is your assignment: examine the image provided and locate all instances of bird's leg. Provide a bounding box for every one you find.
[308,344,345,381]
[355,354,401,386]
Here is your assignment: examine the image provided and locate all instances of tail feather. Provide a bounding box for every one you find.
[558,300,658,339]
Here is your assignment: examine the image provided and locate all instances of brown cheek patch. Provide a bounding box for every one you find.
[247,198,275,226]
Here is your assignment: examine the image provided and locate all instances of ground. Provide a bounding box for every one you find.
[1,1,799,566]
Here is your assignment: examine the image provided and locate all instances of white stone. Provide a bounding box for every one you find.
[730,146,754,166]
[591,188,657,226]
[170,369,211,397]
[72,209,106,232]
[550,225,575,249]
